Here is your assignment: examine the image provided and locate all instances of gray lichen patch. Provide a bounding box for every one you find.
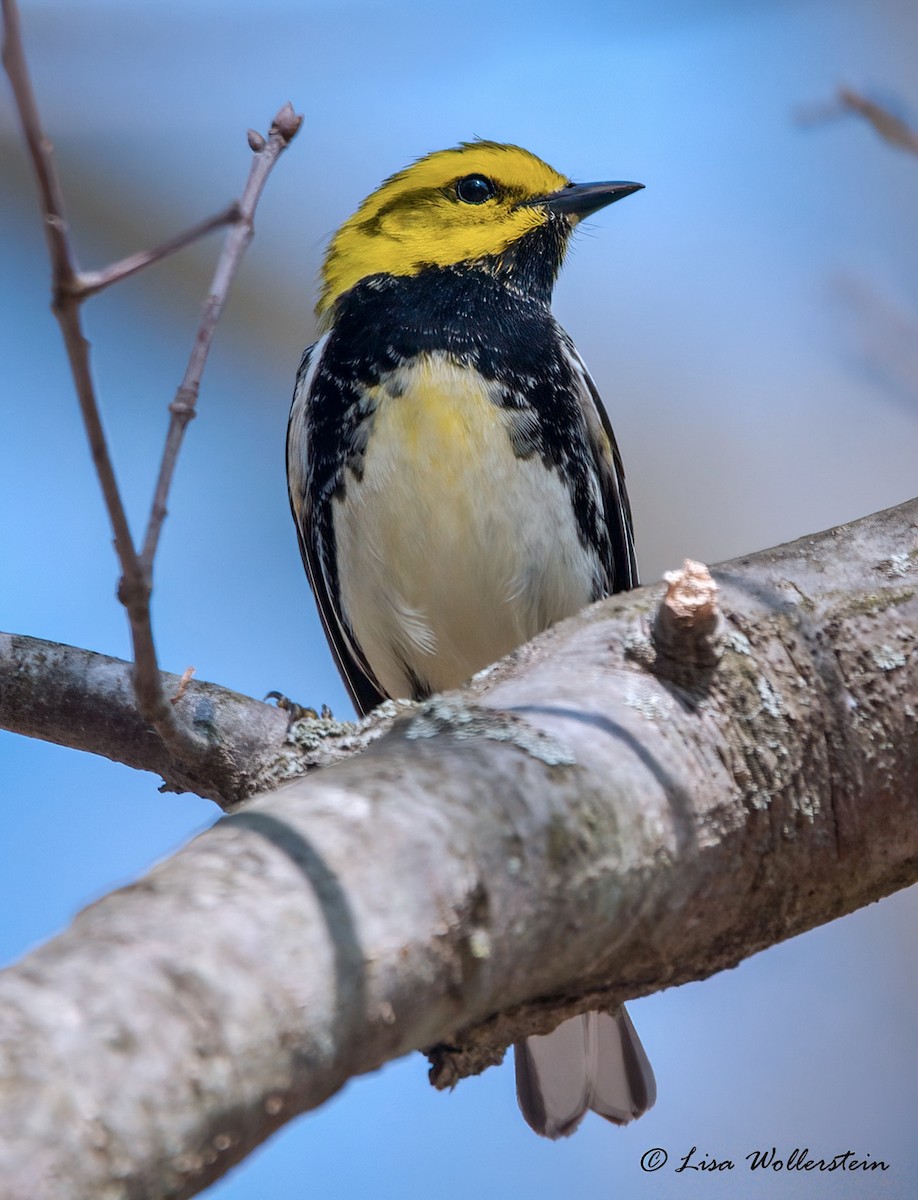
[871,644,907,671]
[623,686,665,720]
[622,629,657,670]
[285,713,360,750]
[404,697,575,767]
[876,552,916,579]
[245,705,414,799]
[723,628,752,656]
[756,676,785,718]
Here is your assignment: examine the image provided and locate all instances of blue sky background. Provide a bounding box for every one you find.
[1,0,916,1196]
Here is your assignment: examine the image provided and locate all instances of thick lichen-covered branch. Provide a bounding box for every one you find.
[0,499,915,1200]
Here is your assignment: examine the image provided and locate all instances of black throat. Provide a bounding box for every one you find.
[326,219,568,363]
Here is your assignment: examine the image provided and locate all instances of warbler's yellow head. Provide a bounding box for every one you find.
[317,141,642,325]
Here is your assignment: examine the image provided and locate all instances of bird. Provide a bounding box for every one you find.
[286,140,655,1138]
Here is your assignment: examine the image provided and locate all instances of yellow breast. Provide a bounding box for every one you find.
[332,353,596,699]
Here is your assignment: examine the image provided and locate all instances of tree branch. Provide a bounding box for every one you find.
[73,203,242,299]
[2,0,147,658]
[0,498,915,1199]
[1,0,301,775]
[138,104,302,574]
[0,633,408,806]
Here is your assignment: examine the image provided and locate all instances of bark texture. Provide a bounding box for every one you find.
[0,634,404,804]
[0,499,916,1199]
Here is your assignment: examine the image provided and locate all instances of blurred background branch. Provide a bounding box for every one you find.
[800,81,918,458]
[797,84,918,155]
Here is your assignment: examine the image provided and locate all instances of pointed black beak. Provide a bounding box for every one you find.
[531,180,644,221]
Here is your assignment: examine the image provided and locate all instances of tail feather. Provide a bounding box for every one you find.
[514,1013,592,1139]
[514,1006,655,1139]
[587,1008,657,1126]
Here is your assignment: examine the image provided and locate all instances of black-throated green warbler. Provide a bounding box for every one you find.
[287,141,654,1138]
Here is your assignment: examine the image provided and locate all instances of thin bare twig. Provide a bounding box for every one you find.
[1,0,169,737]
[2,0,138,579]
[170,665,196,705]
[140,102,303,570]
[1,0,71,283]
[73,202,242,299]
[2,0,301,768]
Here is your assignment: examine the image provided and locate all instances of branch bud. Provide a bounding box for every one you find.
[271,102,304,144]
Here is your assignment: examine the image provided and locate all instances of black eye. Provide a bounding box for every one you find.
[455,174,496,204]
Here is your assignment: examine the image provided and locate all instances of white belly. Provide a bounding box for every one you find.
[333,354,596,699]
